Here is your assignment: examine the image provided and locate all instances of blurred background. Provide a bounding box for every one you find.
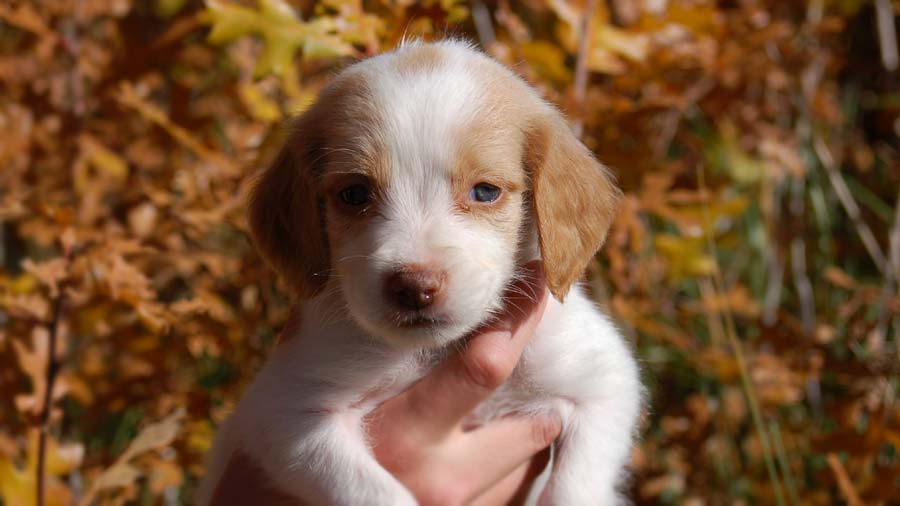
[1,0,899,504]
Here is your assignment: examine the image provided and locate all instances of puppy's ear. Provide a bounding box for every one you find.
[248,114,329,299]
[525,111,621,301]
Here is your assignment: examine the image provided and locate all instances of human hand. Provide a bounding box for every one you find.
[366,262,557,505]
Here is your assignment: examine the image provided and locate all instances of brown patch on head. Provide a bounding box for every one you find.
[450,123,526,227]
[247,70,385,299]
[447,54,533,229]
[394,43,447,76]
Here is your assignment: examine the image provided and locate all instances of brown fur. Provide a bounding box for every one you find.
[524,112,621,301]
[247,71,381,299]
[394,43,445,75]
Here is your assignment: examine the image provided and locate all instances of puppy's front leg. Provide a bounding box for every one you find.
[253,411,417,506]
[538,405,635,506]
[536,359,640,505]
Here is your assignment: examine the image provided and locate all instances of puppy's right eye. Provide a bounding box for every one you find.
[339,184,371,206]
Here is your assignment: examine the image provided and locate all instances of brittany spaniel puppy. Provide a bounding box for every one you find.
[199,40,641,505]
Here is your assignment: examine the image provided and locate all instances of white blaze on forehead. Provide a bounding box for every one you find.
[374,47,484,181]
[359,44,487,262]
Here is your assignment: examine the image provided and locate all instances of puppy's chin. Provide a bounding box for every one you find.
[352,313,478,349]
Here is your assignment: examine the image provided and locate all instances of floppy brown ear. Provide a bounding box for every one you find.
[247,116,329,299]
[525,112,621,301]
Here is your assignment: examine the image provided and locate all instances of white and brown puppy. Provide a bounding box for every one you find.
[199,40,641,505]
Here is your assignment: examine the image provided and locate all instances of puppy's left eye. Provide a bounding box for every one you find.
[339,184,371,206]
[470,183,501,203]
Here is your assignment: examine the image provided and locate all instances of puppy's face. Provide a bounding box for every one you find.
[249,42,620,348]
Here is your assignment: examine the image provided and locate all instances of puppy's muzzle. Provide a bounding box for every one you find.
[384,265,447,311]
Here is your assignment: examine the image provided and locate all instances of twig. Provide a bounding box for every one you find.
[789,176,815,334]
[572,0,597,138]
[875,184,900,354]
[762,182,786,325]
[814,137,888,273]
[875,0,899,71]
[38,2,83,503]
[826,453,863,506]
[653,78,715,159]
[36,280,66,506]
[470,0,495,49]
[770,420,801,506]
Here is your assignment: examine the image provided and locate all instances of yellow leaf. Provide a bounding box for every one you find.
[9,273,37,295]
[187,420,215,454]
[80,135,129,181]
[520,41,572,84]
[203,0,354,77]
[237,83,282,122]
[654,233,716,280]
[549,1,647,75]
[595,25,649,63]
[706,122,766,185]
[153,0,187,18]
[0,430,82,506]
[204,0,257,43]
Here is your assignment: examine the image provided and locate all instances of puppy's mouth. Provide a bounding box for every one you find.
[392,314,446,329]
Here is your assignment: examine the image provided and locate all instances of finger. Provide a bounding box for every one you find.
[469,448,552,506]
[468,460,530,506]
[375,262,548,441]
[449,414,560,500]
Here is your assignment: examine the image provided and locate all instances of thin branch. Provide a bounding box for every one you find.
[875,184,900,353]
[470,0,496,49]
[875,0,899,71]
[814,137,888,273]
[653,78,715,159]
[36,285,65,506]
[763,181,786,325]
[572,0,597,138]
[790,176,816,334]
[38,1,83,503]
[826,453,863,506]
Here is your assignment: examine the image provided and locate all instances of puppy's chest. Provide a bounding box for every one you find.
[352,345,544,420]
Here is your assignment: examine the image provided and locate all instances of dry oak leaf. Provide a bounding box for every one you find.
[22,258,68,298]
[78,408,185,506]
[12,327,69,418]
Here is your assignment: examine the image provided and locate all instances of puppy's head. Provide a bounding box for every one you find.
[249,41,620,348]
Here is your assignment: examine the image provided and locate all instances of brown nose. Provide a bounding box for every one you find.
[384,266,446,310]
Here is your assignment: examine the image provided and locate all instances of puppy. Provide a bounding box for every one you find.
[199,40,641,505]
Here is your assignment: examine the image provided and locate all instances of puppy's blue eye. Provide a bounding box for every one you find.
[339,184,370,206]
[470,183,501,203]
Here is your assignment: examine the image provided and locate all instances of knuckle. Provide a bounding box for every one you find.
[372,434,418,474]
[531,416,561,448]
[460,345,514,390]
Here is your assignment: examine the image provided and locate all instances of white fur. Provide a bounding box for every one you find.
[199,40,641,505]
